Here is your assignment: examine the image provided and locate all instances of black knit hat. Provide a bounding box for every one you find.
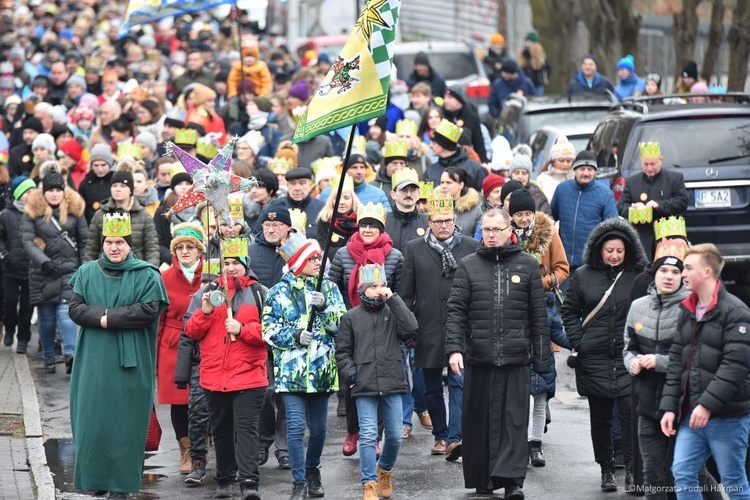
[42,172,65,193]
[111,170,134,193]
[23,117,44,134]
[500,179,523,205]
[170,171,192,190]
[681,60,698,79]
[508,188,536,215]
[260,207,291,227]
[572,150,598,170]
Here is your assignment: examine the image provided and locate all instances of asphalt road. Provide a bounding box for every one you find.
[30,349,678,500]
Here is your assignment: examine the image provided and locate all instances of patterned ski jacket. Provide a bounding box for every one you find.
[263,272,346,393]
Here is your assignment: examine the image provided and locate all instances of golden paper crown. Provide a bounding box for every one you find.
[384,141,408,161]
[427,192,455,217]
[116,142,142,160]
[392,167,419,190]
[221,237,248,258]
[269,158,294,175]
[196,139,218,159]
[435,119,462,144]
[204,258,221,276]
[289,208,307,229]
[639,141,661,159]
[628,206,653,225]
[358,263,386,286]
[170,163,188,179]
[352,135,367,155]
[418,181,434,200]
[196,201,216,225]
[311,156,342,176]
[228,194,243,220]
[330,173,355,193]
[654,216,687,241]
[102,212,132,238]
[357,202,387,226]
[395,119,419,137]
[654,237,689,262]
[175,128,198,146]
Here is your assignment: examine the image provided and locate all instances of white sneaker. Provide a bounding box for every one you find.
[31,307,38,325]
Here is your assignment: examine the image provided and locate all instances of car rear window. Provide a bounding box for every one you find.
[393,52,478,81]
[526,108,610,134]
[627,117,750,167]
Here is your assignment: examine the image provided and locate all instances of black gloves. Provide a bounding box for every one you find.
[41,261,59,276]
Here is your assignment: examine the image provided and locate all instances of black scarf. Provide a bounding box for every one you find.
[359,291,386,311]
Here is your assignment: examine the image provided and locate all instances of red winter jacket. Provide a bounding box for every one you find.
[184,275,268,392]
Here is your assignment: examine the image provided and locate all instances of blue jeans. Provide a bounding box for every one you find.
[671,412,750,499]
[355,394,403,483]
[423,367,463,443]
[282,393,330,482]
[38,302,77,360]
[401,346,427,429]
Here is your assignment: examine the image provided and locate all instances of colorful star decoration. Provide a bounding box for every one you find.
[166,137,257,226]
[355,0,390,43]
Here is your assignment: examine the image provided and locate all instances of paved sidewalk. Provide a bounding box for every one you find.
[0,341,55,500]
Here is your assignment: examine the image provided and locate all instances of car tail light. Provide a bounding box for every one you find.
[466,78,490,99]
[612,176,625,202]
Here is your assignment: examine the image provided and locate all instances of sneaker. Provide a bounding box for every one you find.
[402,426,411,439]
[277,455,291,469]
[343,432,358,456]
[431,440,446,455]
[417,410,433,430]
[444,441,462,461]
[16,341,28,355]
[377,465,393,498]
[184,459,206,486]
[305,467,324,498]
[363,480,378,500]
[44,361,56,374]
[214,481,232,498]
[289,480,307,500]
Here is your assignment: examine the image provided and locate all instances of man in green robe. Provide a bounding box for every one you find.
[68,212,169,497]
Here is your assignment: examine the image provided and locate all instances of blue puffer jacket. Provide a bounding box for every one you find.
[319,181,392,213]
[550,179,618,268]
[614,74,645,101]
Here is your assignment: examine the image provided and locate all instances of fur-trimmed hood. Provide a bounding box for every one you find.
[521,212,555,259]
[583,216,648,271]
[25,186,85,223]
[455,187,481,213]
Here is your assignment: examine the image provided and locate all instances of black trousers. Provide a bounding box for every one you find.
[638,414,674,498]
[3,276,31,342]
[188,362,211,461]
[588,395,633,466]
[204,386,267,484]
[171,404,189,441]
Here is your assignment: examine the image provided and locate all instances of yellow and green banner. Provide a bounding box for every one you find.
[292,0,402,143]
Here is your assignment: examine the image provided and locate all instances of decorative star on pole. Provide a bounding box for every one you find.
[355,0,390,44]
[165,137,257,226]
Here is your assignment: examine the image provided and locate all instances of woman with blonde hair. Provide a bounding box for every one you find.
[315,175,361,264]
[518,32,550,95]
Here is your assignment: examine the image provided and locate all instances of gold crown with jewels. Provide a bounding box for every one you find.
[654,216,687,241]
[357,202,387,225]
[102,212,132,238]
[427,192,454,217]
[628,206,653,225]
[228,195,244,220]
[418,181,434,200]
[395,119,418,137]
[221,237,248,258]
[639,141,661,159]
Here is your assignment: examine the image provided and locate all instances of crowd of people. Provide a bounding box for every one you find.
[1,4,750,500]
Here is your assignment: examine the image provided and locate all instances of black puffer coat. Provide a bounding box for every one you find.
[78,170,113,223]
[384,209,428,253]
[561,217,648,399]
[22,188,88,305]
[0,202,31,280]
[336,294,418,397]
[85,197,160,266]
[660,282,750,421]
[444,242,550,372]
[248,233,286,289]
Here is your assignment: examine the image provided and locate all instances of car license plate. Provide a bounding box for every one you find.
[695,189,731,209]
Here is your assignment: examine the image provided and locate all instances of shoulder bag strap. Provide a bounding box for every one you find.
[581,270,624,328]
[49,216,78,250]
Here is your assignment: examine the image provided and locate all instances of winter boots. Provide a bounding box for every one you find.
[528,441,545,467]
[239,480,261,500]
[184,458,206,485]
[600,460,618,492]
[377,465,393,498]
[305,467,325,498]
[178,437,192,474]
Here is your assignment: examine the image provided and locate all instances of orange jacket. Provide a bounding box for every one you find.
[227,60,273,98]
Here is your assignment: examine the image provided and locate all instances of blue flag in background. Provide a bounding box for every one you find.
[120,0,235,37]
